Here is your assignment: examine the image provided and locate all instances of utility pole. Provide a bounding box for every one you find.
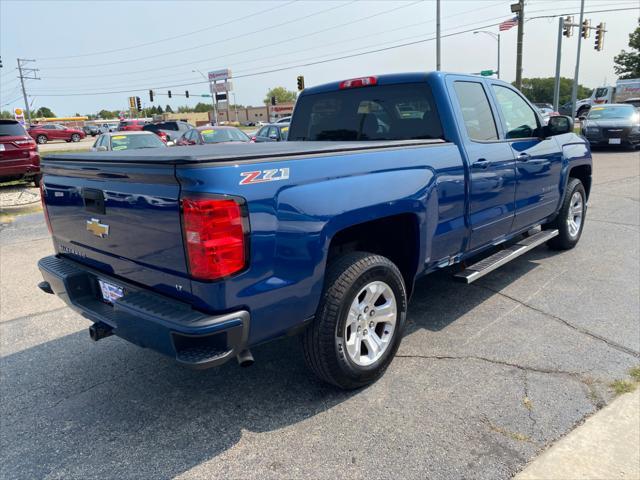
[553,17,564,112]
[17,59,40,126]
[513,0,525,89]
[570,0,586,120]
[436,0,441,71]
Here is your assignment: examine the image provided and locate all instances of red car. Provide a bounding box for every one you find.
[27,123,86,144]
[0,120,41,186]
[118,119,146,131]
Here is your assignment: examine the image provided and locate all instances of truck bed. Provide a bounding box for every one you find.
[45,139,446,165]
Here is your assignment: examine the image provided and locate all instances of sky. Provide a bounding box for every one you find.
[1,0,638,117]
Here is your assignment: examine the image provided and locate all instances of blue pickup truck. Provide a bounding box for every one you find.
[38,72,592,389]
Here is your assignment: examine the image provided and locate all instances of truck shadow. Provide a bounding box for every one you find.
[2,251,548,479]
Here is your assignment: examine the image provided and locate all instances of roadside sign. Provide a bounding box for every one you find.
[208,69,232,82]
[480,70,495,76]
[200,94,212,98]
[13,107,25,125]
[214,82,233,93]
[215,93,228,101]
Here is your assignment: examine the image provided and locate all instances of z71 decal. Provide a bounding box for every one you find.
[239,168,290,185]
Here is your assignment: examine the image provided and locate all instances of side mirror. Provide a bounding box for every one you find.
[96,146,108,152]
[546,115,573,136]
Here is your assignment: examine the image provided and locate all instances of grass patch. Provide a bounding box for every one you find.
[610,379,637,395]
[629,366,640,383]
[39,149,90,158]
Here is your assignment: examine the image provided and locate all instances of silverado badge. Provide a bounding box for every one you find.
[86,218,109,238]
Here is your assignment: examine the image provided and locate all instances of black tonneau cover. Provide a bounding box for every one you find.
[45,140,446,165]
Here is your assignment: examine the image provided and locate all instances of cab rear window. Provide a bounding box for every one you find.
[288,83,443,141]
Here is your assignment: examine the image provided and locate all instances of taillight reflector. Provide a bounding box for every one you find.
[339,76,378,89]
[181,197,248,280]
[39,181,52,234]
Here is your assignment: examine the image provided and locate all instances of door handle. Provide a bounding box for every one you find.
[472,158,490,169]
[518,153,531,161]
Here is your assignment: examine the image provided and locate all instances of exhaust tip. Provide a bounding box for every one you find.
[37,281,54,295]
[236,349,254,367]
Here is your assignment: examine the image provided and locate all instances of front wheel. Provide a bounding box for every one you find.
[302,252,407,389]
[36,135,47,144]
[546,177,587,250]
[71,134,80,142]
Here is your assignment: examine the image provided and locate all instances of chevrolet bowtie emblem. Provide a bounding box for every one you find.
[86,218,109,238]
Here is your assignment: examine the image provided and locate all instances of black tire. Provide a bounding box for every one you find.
[71,134,80,142]
[577,106,590,118]
[302,251,407,389]
[32,174,42,187]
[36,135,47,144]
[546,178,587,250]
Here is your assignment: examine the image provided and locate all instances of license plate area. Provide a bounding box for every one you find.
[609,138,621,145]
[98,279,124,304]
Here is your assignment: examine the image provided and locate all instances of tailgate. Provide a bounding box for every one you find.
[42,160,192,300]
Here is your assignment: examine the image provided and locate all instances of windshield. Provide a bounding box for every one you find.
[0,121,27,137]
[200,128,249,143]
[109,134,165,150]
[289,82,443,141]
[587,105,636,120]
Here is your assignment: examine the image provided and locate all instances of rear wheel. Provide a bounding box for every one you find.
[546,177,586,250]
[302,252,407,389]
[32,174,42,187]
[36,135,47,144]
[71,134,80,142]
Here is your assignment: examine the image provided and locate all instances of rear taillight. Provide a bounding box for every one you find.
[15,139,36,150]
[339,76,377,89]
[39,181,52,234]
[181,196,248,280]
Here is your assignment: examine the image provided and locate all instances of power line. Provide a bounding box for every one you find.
[35,0,299,61]
[41,0,365,70]
[27,6,638,98]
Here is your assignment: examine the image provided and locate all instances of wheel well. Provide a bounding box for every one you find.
[328,214,420,297]
[569,164,592,199]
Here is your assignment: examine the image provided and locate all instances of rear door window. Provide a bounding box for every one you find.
[453,81,498,141]
[289,82,443,141]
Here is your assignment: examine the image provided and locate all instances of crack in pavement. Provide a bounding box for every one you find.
[588,218,640,229]
[473,284,640,359]
[522,370,536,436]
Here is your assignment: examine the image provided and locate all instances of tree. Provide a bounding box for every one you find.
[0,110,13,120]
[264,86,297,105]
[33,106,55,118]
[165,104,173,113]
[516,77,592,105]
[156,105,164,114]
[194,102,211,113]
[613,23,640,79]
[177,105,193,113]
[97,109,116,119]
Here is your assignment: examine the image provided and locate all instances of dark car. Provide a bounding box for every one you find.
[175,126,250,146]
[28,123,86,144]
[581,104,640,148]
[252,123,289,142]
[0,120,41,186]
[82,125,101,137]
[142,121,193,144]
[622,98,640,108]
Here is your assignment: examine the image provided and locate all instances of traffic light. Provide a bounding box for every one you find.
[149,90,154,102]
[594,22,605,51]
[581,19,590,39]
[562,16,573,37]
[168,90,172,98]
[185,90,189,98]
[297,75,305,91]
[135,97,142,112]
[271,96,276,106]
[128,96,136,109]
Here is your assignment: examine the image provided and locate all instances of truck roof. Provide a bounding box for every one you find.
[44,140,445,165]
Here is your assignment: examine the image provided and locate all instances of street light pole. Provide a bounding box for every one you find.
[193,69,218,125]
[232,92,239,123]
[436,0,441,71]
[473,31,500,78]
[570,0,585,120]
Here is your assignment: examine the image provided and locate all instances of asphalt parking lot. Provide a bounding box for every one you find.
[1,149,638,479]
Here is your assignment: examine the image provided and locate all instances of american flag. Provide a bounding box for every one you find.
[499,16,518,31]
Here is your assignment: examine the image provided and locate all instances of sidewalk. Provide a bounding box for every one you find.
[516,389,640,480]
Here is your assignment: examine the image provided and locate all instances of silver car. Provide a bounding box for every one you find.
[91,131,166,151]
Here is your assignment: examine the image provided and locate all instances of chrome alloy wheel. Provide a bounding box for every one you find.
[343,281,397,367]
[567,191,584,239]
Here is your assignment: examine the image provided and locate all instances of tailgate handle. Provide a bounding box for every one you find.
[82,188,105,214]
